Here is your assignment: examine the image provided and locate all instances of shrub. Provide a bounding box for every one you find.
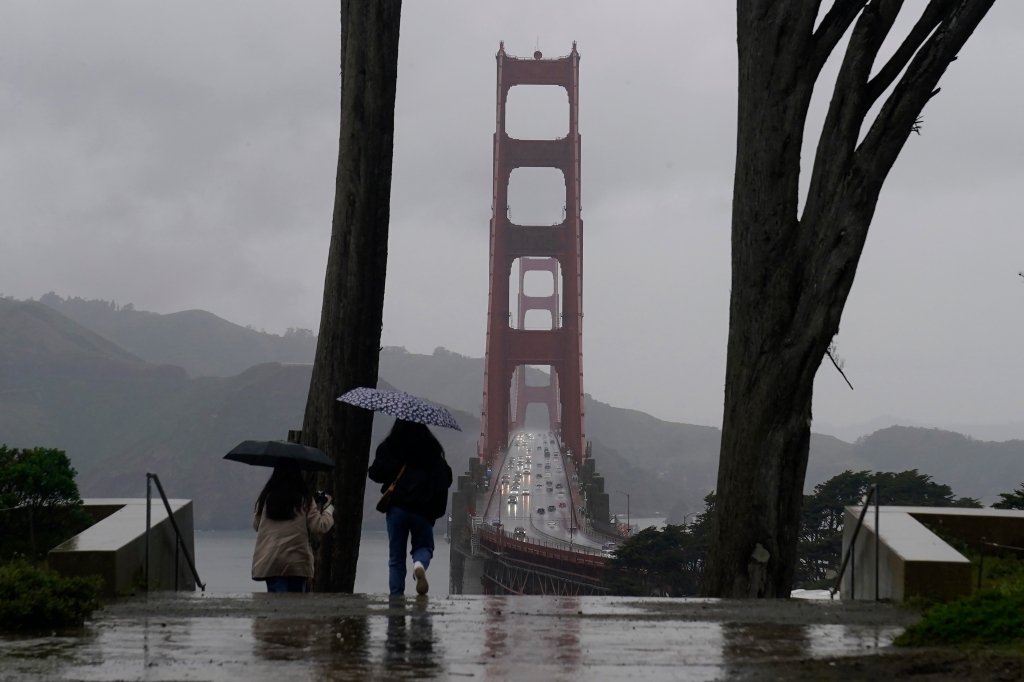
[0,445,93,561]
[896,583,1024,647]
[0,560,101,631]
[606,493,715,597]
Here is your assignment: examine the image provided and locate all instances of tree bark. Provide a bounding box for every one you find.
[705,0,995,598]
[302,0,402,593]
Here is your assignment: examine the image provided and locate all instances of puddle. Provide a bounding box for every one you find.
[0,596,911,681]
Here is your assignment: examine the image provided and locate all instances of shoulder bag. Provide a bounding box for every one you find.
[375,463,408,513]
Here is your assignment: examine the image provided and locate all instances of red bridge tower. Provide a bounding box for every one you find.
[479,42,585,466]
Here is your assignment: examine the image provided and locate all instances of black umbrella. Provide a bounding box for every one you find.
[224,440,335,471]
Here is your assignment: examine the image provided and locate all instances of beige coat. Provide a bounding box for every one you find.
[251,502,334,580]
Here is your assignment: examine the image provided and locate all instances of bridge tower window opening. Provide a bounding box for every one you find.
[508,257,562,330]
[511,364,560,434]
[504,84,569,140]
[507,167,566,226]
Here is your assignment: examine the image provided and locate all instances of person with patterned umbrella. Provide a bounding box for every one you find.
[337,387,461,431]
[339,388,457,595]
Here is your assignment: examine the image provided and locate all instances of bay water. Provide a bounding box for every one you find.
[194,529,451,595]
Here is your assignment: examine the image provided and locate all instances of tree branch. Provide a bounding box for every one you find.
[812,0,870,67]
[857,0,997,184]
[864,0,956,106]
[801,0,904,230]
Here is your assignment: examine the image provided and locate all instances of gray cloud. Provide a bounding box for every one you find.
[1,1,1023,431]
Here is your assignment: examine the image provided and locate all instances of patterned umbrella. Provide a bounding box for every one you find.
[337,388,462,431]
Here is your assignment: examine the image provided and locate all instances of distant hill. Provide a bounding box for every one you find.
[0,297,187,471]
[0,298,478,529]
[38,293,317,378]
[844,426,1024,502]
[375,347,1024,512]
[4,298,1020,528]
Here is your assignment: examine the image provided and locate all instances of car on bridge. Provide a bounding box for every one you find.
[513,527,526,541]
[536,507,545,515]
[547,505,556,512]
[555,483,563,489]
[558,502,566,508]
[548,521,556,529]
[508,495,518,505]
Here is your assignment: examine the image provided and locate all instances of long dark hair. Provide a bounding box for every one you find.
[255,466,312,521]
[382,420,444,466]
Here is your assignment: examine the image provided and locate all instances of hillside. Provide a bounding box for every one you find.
[4,299,1020,528]
[0,298,188,470]
[0,298,478,529]
[38,293,317,378]
[847,426,1024,502]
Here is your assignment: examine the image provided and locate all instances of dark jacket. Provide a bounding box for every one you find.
[368,439,453,523]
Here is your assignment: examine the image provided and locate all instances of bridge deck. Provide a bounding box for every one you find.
[481,430,605,552]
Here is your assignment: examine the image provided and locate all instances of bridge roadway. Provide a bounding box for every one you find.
[482,429,604,552]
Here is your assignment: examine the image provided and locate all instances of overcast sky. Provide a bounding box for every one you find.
[2,1,1023,435]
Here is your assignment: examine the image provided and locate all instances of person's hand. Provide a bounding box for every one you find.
[325,494,333,505]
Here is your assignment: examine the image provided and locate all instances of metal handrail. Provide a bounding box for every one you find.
[829,484,879,601]
[146,473,205,592]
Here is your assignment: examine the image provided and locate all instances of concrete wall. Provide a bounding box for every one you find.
[48,498,196,597]
[838,506,1024,603]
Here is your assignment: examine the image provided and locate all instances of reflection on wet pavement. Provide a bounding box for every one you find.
[0,595,912,681]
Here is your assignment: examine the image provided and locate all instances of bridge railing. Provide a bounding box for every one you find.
[558,449,621,544]
[477,523,609,564]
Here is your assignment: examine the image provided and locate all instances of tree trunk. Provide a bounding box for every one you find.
[302,0,402,593]
[705,0,996,598]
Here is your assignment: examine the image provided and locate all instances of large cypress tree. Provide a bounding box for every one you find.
[301,0,403,592]
[707,0,997,598]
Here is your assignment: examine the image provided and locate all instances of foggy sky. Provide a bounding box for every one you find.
[2,1,1024,435]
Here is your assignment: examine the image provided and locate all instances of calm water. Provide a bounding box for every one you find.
[194,529,451,595]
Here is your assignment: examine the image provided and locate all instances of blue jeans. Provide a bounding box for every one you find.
[265,576,308,593]
[386,506,434,595]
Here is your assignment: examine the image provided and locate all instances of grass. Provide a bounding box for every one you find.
[896,551,1024,648]
[0,560,102,631]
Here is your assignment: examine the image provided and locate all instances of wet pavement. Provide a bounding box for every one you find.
[0,594,919,681]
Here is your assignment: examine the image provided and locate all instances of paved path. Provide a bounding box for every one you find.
[0,594,919,681]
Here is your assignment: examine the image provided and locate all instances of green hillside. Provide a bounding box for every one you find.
[38,293,317,378]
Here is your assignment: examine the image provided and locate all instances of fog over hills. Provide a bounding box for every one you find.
[39,293,318,378]
[3,296,1022,528]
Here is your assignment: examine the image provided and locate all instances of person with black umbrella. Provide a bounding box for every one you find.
[251,465,334,593]
[223,439,337,593]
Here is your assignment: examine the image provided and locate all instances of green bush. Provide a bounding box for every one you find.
[0,445,94,561]
[607,493,715,597]
[0,560,102,631]
[896,583,1024,647]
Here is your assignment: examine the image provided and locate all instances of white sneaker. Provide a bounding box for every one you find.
[413,561,429,595]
